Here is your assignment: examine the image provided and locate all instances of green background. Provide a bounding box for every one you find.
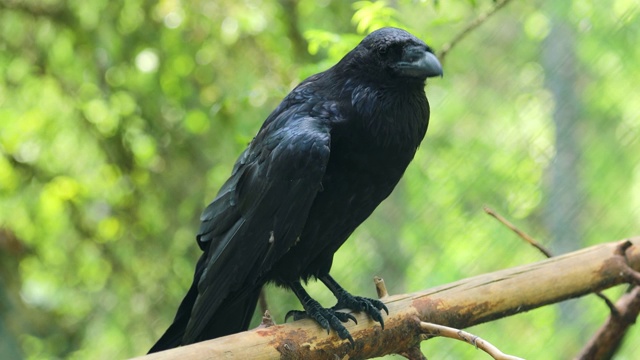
[1,0,639,359]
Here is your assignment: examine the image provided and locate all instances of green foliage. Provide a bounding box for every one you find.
[0,0,639,359]
[352,1,402,33]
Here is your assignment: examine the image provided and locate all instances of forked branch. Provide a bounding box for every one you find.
[134,238,640,360]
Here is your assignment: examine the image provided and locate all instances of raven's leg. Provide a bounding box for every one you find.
[319,274,389,329]
[286,281,357,344]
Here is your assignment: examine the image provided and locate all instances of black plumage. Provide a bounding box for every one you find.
[149,27,442,353]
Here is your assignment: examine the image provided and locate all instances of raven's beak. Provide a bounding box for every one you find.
[396,46,443,79]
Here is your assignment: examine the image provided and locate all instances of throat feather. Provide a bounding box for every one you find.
[351,84,429,150]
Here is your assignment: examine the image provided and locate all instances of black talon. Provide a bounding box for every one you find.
[285,310,308,323]
[286,276,389,346]
[380,302,390,315]
[331,310,358,325]
[321,275,388,331]
[343,332,355,347]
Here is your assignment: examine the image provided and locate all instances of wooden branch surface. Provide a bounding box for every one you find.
[576,285,640,359]
[134,238,640,360]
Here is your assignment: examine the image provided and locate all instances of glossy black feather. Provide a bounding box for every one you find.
[150,27,440,352]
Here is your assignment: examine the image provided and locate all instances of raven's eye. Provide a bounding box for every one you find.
[377,47,388,55]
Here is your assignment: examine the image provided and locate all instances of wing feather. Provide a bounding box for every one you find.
[183,110,332,342]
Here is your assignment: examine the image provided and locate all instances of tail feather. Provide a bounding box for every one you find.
[149,268,262,354]
[148,269,200,353]
[188,288,261,344]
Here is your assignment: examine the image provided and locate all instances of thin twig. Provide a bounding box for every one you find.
[575,286,640,360]
[596,293,620,317]
[374,276,389,299]
[483,206,553,258]
[483,206,621,313]
[256,310,276,329]
[420,322,524,360]
[438,0,515,63]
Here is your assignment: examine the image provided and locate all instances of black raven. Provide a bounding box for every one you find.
[149,27,442,353]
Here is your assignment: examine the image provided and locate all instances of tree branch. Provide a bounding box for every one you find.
[484,206,553,257]
[438,0,515,63]
[484,206,621,314]
[134,238,640,359]
[420,322,524,360]
[576,285,640,360]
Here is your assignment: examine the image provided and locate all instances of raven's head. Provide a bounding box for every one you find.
[344,27,443,83]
